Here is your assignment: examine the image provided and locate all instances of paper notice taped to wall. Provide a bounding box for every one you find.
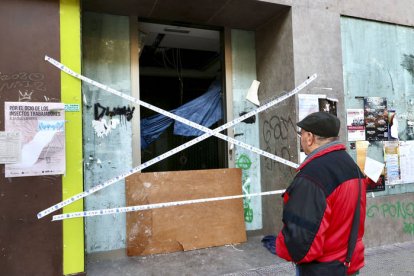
[4,102,66,177]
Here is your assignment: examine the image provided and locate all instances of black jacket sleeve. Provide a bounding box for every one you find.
[281,175,327,262]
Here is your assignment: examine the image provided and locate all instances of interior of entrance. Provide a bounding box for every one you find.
[138,22,226,172]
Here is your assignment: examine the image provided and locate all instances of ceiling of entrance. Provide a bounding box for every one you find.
[83,0,288,31]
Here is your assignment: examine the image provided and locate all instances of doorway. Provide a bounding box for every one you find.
[138,21,227,172]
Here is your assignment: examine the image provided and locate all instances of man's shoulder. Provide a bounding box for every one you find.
[297,150,358,196]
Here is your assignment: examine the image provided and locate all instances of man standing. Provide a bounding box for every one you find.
[276,112,366,275]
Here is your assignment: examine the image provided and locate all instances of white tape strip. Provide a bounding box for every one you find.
[52,189,286,221]
[37,56,316,219]
[45,56,306,169]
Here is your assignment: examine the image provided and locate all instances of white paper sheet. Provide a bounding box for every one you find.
[399,141,414,184]
[298,94,326,121]
[364,157,385,183]
[0,131,21,164]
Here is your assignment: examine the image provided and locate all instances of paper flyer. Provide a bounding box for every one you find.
[355,140,369,171]
[0,131,21,164]
[346,109,365,141]
[399,141,414,184]
[4,102,66,177]
[298,94,326,121]
[383,141,401,184]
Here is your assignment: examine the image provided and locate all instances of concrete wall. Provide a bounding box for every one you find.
[365,193,414,247]
[341,17,414,144]
[340,0,414,27]
[256,9,296,235]
[340,16,414,246]
[265,0,414,27]
[291,1,346,140]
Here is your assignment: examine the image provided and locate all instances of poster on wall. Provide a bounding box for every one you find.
[346,109,365,141]
[298,94,339,162]
[318,98,337,116]
[399,141,414,184]
[383,141,401,185]
[298,94,326,121]
[364,97,388,141]
[355,140,385,192]
[5,102,66,177]
[366,175,386,192]
[0,131,21,164]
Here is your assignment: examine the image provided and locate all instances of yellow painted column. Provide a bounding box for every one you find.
[60,0,84,274]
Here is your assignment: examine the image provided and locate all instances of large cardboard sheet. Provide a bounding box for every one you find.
[126,168,246,256]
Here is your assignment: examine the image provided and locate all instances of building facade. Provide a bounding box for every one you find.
[1,0,414,275]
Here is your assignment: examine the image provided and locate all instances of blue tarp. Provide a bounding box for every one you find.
[140,80,223,149]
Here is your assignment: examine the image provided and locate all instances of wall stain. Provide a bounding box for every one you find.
[401,54,414,81]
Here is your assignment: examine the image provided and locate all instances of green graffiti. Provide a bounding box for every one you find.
[244,207,253,223]
[367,201,414,219]
[367,201,414,235]
[236,154,254,223]
[403,222,414,234]
[236,154,252,170]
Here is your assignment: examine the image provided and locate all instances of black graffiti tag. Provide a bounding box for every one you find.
[94,103,135,121]
[262,115,296,175]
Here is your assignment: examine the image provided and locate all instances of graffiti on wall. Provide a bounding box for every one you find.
[94,103,135,122]
[0,72,46,101]
[367,201,414,234]
[262,115,296,177]
[236,154,253,223]
[91,103,135,138]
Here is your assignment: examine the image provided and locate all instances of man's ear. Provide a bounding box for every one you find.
[305,132,315,147]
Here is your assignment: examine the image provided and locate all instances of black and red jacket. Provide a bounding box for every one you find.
[276,142,367,275]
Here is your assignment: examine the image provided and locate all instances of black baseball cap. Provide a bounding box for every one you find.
[297,111,340,137]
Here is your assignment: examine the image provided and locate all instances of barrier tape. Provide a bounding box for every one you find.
[45,56,310,168]
[52,189,286,221]
[37,56,316,219]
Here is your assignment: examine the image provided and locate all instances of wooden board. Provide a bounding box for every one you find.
[126,168,246,256]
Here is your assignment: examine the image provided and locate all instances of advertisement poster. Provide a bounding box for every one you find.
[364,97,388,141]
[5,102,66,177]
[366,175,386,192]
[346,109,365,141]
[383,141,401,185]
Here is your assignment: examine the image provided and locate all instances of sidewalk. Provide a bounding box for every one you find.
[87,237,414,275]
[225,241,414,276]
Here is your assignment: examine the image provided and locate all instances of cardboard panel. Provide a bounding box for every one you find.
[126,168,246,256]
